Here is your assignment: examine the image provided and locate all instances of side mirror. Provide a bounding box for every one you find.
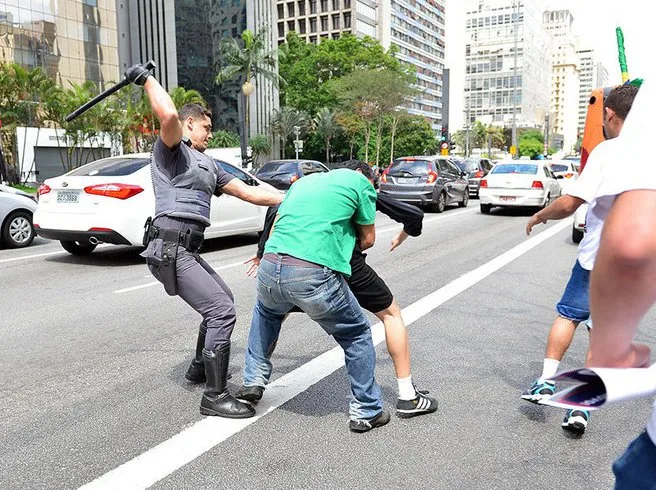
[555,175,564,179]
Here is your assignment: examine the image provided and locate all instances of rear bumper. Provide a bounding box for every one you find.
[378,188,435,205]
[479,189,546,207]
[34,227,131,245]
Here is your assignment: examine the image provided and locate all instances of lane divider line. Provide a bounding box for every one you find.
[80,218,572,490]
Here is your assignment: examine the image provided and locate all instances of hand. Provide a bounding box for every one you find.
[390,230,409,251]
[244,255,260,277]
[526,213,545,236]
[124,63,152,86]
[587,342,651,368]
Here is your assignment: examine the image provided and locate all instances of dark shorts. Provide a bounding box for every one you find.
[347,250,394,313]
[556,259,591,323]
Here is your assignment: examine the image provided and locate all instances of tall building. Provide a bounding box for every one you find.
[464,0,551,132]
[543,9,579,153]
[0,0,120,89]
[117,0,279,152]
[389,0,446,131]
[276,0,446,132]
[576,46,608,137]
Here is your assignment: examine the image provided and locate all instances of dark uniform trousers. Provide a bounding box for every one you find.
[143,216,236,350]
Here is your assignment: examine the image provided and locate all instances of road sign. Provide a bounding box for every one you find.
[440,142,448,150]
[509,145,517,155]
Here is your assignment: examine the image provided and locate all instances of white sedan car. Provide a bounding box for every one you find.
[479,161,561,214]
[34,154,278,255]
[0,184,38,248]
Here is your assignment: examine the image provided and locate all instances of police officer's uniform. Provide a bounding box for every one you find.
[141,137,254,419]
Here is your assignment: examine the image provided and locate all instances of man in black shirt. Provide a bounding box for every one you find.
[239,160,437,419]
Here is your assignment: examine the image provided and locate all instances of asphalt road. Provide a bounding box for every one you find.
[1,203,654,490]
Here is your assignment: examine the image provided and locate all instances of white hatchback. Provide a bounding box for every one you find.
[479,161,562,214]
[34,154,278,255]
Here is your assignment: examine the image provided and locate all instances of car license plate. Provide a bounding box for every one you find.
[396,177,415,184]
[500,196,516,202]
[56,190,80,203]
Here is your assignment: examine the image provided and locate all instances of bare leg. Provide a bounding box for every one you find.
[374,300,410,379]
[544,316,580,361]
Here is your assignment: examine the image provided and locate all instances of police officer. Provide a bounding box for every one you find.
[124,63,282,419]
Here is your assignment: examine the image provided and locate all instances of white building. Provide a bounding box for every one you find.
[464,0,552,132]
[543,10,579,153]
[577,46,609,137]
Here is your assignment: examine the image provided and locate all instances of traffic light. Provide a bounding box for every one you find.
[449,140,456,151]
[440,125,448,143]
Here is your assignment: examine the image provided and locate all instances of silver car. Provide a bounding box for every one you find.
[0,184,38,248]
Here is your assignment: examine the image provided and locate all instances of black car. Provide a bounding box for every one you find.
[255,159,329,191]
[379,156,469,213]
[453,157,494,197]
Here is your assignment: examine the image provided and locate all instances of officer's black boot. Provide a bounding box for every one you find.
[185,324,207,384]
[200,343,255,419]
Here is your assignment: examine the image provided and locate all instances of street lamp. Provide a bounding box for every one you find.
[293,125,301,160]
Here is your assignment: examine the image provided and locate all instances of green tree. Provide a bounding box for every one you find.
[249,134,272,169]
[216,27,282,166]
[383,116,438,162]
[271,106,309,158]
[314,108,340,165]
[279,32,408,115]
[208,130,240,148]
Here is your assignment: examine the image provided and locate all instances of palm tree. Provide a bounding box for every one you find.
[314,108,339,165]
[270,106,308,158]
[169,86,206,109]
[215,28,282,166]
[249,134,272,169]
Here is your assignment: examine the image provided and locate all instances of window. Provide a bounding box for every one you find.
[299,19,306,34]
[278,22,285,38]
[310,0,317,14]
[68,157,149,176]
[344,0,350,7]
[321,0,328,12]
[332,0,340,8]
[217,161,253,184]
[332,14,340,29]
[343,12,351,28]
[287,2,295,16]
[288,20,295,31]
[298,1,305,15]
[277,4,284,18]
[321,16,328,31]
[310,18,317,32]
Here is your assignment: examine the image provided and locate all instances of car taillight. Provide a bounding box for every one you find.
[84,183,144,199]
[38,184,51,196]
[480,179,488,188]
[290,174,299,184]
[564,173,574,178]
[531,181,544,189]
[475,170,484,178]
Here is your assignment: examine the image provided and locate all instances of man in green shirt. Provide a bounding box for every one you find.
[241,168,388,432]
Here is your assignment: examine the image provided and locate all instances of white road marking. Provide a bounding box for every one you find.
[0,244,111,264]
[113,259,251,294]
[80,218,572,490]
[375,207,477,235]
[115,207,478,293]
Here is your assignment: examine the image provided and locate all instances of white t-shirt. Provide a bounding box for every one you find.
[567,138,621,270]
[587,80,656,445]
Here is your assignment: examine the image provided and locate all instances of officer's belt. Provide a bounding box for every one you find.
[147,226,204,252]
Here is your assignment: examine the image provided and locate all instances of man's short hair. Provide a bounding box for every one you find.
[604,84,640,120]
[178,103,212,121]
[338,159,375,182]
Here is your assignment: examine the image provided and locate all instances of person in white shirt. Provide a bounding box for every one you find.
[520,83,640,434]
[584,78,655,489]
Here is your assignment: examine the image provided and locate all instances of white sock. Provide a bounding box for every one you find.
[540,358,560,381]
[397,375,416,400]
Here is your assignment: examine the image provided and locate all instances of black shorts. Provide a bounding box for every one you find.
[347,250,394,313]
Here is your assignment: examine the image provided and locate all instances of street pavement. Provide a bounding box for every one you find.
[1,204,654,490]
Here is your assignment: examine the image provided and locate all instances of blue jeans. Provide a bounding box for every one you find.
[556,260,591,323]
[613,431,656,489]
[243,257,383,420]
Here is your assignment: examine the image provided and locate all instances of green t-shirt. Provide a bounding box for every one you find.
[264,168,377,276]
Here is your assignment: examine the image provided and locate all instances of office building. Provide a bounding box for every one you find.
[0,0,120,90]
[577,46,608,137]
[543,9,579,152]
[464,0,551,131]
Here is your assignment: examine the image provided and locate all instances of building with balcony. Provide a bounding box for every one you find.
[577,46,609,138]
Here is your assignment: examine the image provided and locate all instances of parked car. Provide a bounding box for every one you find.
[572,203,587,243]
[478,161,561,214]
[33,155,278,255]
[254,159,329,191]
[453,157,494,198]
[549,161,579,179]
[0,184,37,248]
[379,156,469,213]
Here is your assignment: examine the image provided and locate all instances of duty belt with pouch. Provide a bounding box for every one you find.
[145,224,205,296]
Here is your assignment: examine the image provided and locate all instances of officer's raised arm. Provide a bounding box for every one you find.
[125,63,181,150]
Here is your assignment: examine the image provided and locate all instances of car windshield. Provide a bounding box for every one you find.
[390,159,430,175]
[67,157,150,176]
[491,164,538,175]
[257,162,298,174]
[550,164,569,173]
[457,159,480,172]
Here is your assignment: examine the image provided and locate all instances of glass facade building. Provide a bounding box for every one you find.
[0,0,119,89]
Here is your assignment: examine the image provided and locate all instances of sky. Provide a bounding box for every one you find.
[444,0,653,130]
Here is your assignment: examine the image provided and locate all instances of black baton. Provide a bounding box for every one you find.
[65,60,156,122]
